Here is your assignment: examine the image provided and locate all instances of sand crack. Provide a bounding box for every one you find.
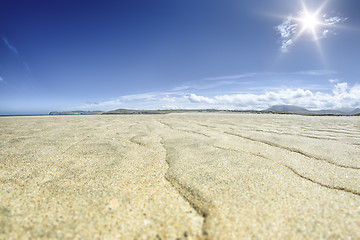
[283,165,360,196]
[159,120,210,138]
[224,131,360,170]
[159,137,209,240]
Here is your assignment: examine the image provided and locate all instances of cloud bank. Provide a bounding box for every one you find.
[186,82,360,110]
[77,82,360,111]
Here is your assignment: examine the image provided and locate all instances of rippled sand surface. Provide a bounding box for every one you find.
[1,114,359,239]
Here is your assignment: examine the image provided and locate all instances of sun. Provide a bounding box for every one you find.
[276,0,347,60]
[294,10,325,41]
[301,12,320,32]
[293,1,328,41]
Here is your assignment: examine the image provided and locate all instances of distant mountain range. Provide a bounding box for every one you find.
[103,109,220,114]
[49,109,218,115]
[264,105,360,115]
[49,106,360,116]
[49,111,104,115]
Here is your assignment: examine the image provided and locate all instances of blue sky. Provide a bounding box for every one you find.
[1,0,359,114]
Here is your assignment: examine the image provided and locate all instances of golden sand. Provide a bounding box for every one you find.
[0,114,359,239]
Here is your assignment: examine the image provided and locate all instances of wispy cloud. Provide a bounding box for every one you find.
[77,98,123,111]
[294,69,336,76]
[191,81,239,90]
[206,70,335,81]
[0,76,7,84]
[275,10,347,52]
[2,37,34,81]
[170,78,252,93]
[76,91,185,111]
[22,62,33,75]
[2,37,19,56]
[204,72,258,80]
[171,85,191,91]
[164,70,338,97]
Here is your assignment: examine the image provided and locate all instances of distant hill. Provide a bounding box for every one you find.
[104,109,170,114]
[264,105,359,115]
[49,111,103,115]
[311,109,346,115]
[265,105,311,114]
[49,106,360,116]
[349,108,360,115]
[103,109,220,115]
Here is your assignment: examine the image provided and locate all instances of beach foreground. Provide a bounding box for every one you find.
[0,114,359,239]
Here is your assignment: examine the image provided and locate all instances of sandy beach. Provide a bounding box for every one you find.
[1,113,359,239]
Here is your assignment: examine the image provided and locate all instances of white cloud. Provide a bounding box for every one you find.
[188,94,216,104]
[276,16,298,52]
[325,16,344,25]
[277,16,298,39]
[280,39,293,52]
[332,82,348,95]
[2,37,19,56]
[76,82,360,111]
[184,83,360,110]
[320,16,346,38]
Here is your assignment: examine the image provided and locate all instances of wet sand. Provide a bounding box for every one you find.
[1,114,359,239]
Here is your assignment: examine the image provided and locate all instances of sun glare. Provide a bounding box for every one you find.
[293,0,328,41]
[294,9,326,42]
[301,12,320,32]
